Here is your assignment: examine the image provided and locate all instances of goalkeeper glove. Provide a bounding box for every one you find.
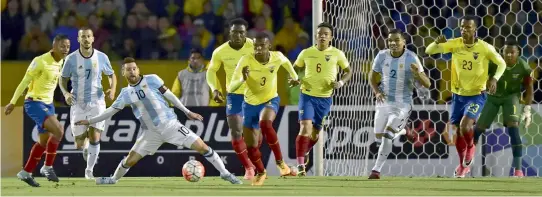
[521,105,532,128]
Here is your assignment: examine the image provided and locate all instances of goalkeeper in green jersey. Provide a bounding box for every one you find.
[474,40,534,177]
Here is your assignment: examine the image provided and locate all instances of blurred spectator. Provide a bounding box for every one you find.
[121,13,141,41]
[130,0,151,22]
[51,13,79,52]
[98,0,126,17]
[88,13,111,50]
[248,15,274,41]
[2,0,25,60]
[287,32,309,61]
[171,48,211,106]
[25,1,54,34]
[191,19,215,59]
[178,15,195,44]
[261,4,274,31]
[274,17,303,53]
[119,38,137,59]
[184,0,205,17]
[76,0,98,18]
[19,21,50,59]
[248,0,265,16]
[198,1,222,34]
[97,0,122,32]
[158,17,180,59]
[140,15,160,59]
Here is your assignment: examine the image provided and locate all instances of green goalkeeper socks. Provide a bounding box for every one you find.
[508,126,523,169]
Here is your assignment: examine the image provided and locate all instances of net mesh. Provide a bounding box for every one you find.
[319,0,542,177]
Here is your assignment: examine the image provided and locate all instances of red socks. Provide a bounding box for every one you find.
[456,135,467,164]
[231,138,254,169]
[259,120,283,161]
[464,130,474,148]
[45,136,60,166]
[296,135,311,165]
[247,147,265,173]
[24,143,46,172]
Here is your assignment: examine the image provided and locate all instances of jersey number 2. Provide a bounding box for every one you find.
[462,60,472,70]
[390,70,397,78]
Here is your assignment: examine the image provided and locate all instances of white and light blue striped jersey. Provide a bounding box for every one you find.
[371,49,424,104]
[111,74,177,131]
[61,49,114,104]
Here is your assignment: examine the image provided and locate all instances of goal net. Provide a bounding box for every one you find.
[314,0,542,177]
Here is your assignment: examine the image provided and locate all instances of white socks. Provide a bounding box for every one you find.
[86,142,100,171]
[372,137,392,172]
[203,148,229,175]
[113,159,130,181]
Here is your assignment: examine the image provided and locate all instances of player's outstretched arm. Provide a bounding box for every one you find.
[425,35,450,55]
[206,51,223,93]
[280,54,300,86]
[486,44,507,80]
[5,59,39,115]
[160,85,203,121]
[227,58,246,93]
[76,107,121,126]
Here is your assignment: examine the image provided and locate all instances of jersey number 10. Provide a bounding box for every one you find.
[136,90,146,100]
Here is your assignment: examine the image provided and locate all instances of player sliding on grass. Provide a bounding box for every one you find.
[228,33,300,186]
[4,35,70,187]
[426,15,507,178]
[368,29,431,179]
[473,40,533,177]
[293,22,352,176]
[75,57,242,185]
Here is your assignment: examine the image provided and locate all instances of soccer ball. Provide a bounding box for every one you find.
[182,160,205,182]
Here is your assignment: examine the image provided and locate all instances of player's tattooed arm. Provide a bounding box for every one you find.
[160,85,203,121]
[369,70,385,103]
[411,64,431,88]
[336,67,353,88]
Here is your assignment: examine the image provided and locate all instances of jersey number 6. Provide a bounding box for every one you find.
[316,63,322,73]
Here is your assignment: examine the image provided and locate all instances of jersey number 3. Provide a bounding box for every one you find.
[462,60,473,70]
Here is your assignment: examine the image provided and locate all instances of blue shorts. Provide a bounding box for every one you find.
[24,99,55,133]
[450,93,487,125]
[226,93,244,116]
[242,97,280,129]
[298,93,332,130]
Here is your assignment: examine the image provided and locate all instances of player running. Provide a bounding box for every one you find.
[426,16,507,178]
[75,57,242,185]
[368,29,431,179]
[4,35,71,187]
[206,18,256,180]
[228,33,299,185]
[59,27,117,179]
[293,22,353,176]
[473,40,533,177]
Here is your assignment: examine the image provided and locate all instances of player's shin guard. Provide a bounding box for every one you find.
[231,138,254,169]
[295,135,311,165]
[24,143,46,173]
[455,135,467,164]
[87,141,100,171]
[246,147,265,173]
[45,136,60,166]
[203,147,229,175]
[112,159,130,181]
[372,137,392,172]
[259,120,283,161]
[508,126,523,170]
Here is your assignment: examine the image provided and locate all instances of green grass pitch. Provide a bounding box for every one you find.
[2,176,542,196]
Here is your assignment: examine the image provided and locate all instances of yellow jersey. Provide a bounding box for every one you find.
[206,39,254,95]
[10,52,64,104]
[426,38,506,96]
[294,46,349,97]
[228,51,298,105]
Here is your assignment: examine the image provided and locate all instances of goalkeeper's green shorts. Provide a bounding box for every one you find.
[477,94,521,128]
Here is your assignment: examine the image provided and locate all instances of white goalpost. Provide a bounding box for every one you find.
[312,0,542,177]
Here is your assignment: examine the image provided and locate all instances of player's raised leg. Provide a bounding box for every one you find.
[369,103,409,179]
[226,94,255,180]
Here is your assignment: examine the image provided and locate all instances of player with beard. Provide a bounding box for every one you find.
[59,27,117,179]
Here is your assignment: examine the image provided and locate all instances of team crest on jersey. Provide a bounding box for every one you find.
[269,66,275,73]
[513,74,519,78]
[142,84,147,88]
[325,55,331,61]
[385,64,389,67]
[400,64,404,68]
[79,65,83,69]
[473,52,479,60]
